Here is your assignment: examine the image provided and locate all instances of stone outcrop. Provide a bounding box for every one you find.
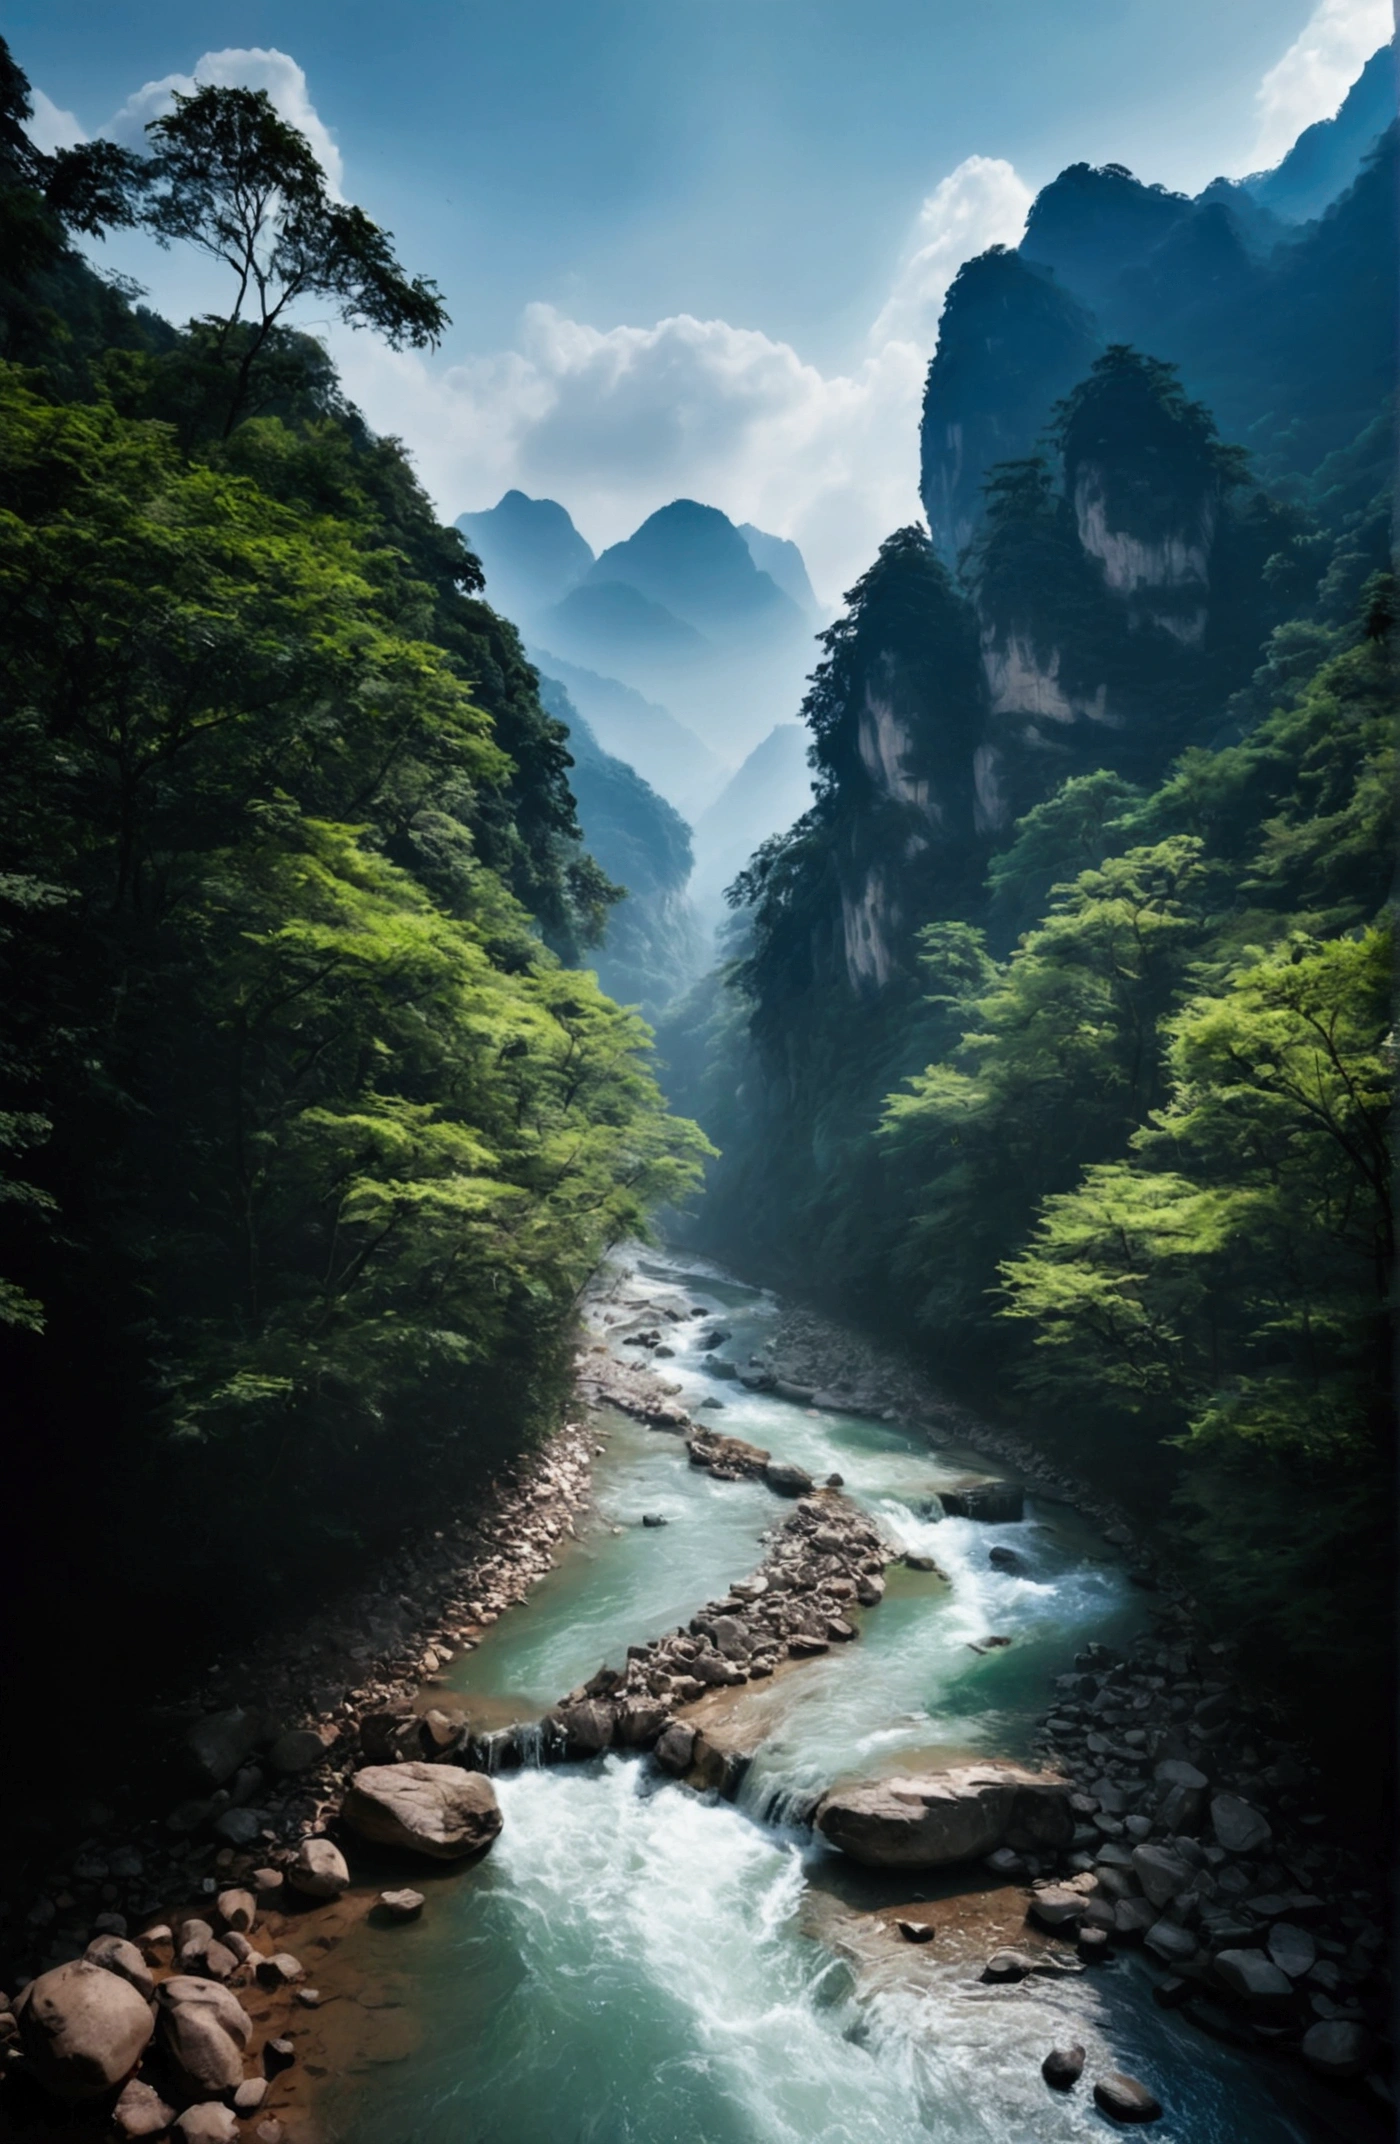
[344,1762,503,1859]
[815,1763,1072,1869]
[14,1960,155,2101]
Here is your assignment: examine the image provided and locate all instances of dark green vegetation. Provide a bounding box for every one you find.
[661,133,1396,1751]
[0,51,705,1684]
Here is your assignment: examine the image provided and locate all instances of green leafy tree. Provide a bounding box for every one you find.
[142,85,447,433]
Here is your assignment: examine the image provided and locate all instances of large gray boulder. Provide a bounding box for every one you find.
[344,1763,503,1860]
[762,1461,814,1497]
[815,1764,1072,1868]
[15,1960,155,2101]
[156,1977,252,2097]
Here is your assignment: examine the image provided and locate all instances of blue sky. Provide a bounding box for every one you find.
[12,1,1391,595]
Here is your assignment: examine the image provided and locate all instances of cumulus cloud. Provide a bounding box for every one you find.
[105,47,343,191]
[1247,0,1393,170]
[27,88,86,155]
[334,302,929,604]
[335,157,1034,604]
[868,156,1033,347]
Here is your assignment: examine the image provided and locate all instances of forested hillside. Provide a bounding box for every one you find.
[0,51,705,1682]
[660,132,1396,1745]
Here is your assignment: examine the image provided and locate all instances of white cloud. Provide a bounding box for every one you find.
[1247,0,1393,170]
[105,47,343,192]
[27,88,86,155]
[869,156,1033,347]
[334,302,929,605]
[334,156,1033,605]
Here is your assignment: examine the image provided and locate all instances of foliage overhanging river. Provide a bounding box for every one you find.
[314,1252,1315,2144]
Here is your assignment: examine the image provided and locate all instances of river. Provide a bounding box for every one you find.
[314,1250,1316,2143]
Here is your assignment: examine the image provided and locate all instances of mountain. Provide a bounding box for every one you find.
[544,575,710,663]
[537,675,707,1018]
[589,499,806,639]
[739,523,822,616]
[525,649,725,819]
[455,489,594,622]
[923,84,1398,562]
[1243,39,1397,223]
[688,723,815,928]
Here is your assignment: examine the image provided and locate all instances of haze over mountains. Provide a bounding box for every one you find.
[457,490,822,948]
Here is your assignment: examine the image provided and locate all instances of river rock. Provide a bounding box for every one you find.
[762,1461,814,1497]
[816,1765,1072,1869]
[556,1699,615,1753]
[234,2079,268,2113]
[156,1977,251,2097]
[215,1889,257,1935]
[1144,1919,1197,1965]
[895,1918,934,1943]
[653,1721,696,1774]
[14,1960,156,2101]
[113,2078,176,2137]
[938,1482,1024,1523]
[1113,1899,1158,1942]
[982,1950,1038,1982]
[175,2105,238,2144]
[378,1889,425,1921]
[1131,1844,1193,1908]
[1093,2072,1163,2123]
[288,1836,349,1898]
[267,1729,327,1775]
[344,1763,503,1859]
[1042,2042,1086,2089]
[1266,1922,1316,1978]
[255,1954,304,1987]
[988,1545,1028,1574]
[1212,1948,1292,2004]
[1210,1794,1271,1855]
[184,1709,261,1788]
[1028,1886,1086,1931]
[1300,2019,1372,2078]
[85,1934,155,2001]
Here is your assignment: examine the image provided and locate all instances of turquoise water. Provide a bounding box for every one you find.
[320,1252,1313,2144]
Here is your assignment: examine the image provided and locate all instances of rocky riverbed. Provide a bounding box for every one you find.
[0,1256,1391,2141]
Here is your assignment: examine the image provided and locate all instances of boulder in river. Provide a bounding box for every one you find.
[815,1763,1072,1869]
[287,1836,349,1899]
[344,1762,503,1859]
[1131,1844,1193,1908]
[762,1460,814,1497]
[1266,1921,1315,1978]
[1042,2042,1086,2089]
[938,1481,1024,1523]
[1093,2072,1163,2123]
[653,1721,696,1774]
[981,1950,1038,1982]
[378,1889,425,1921]
[15,1960,156,2101]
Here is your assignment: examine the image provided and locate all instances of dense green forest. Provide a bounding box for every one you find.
[662,323,1395,1736]
[0,50,705,1678]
